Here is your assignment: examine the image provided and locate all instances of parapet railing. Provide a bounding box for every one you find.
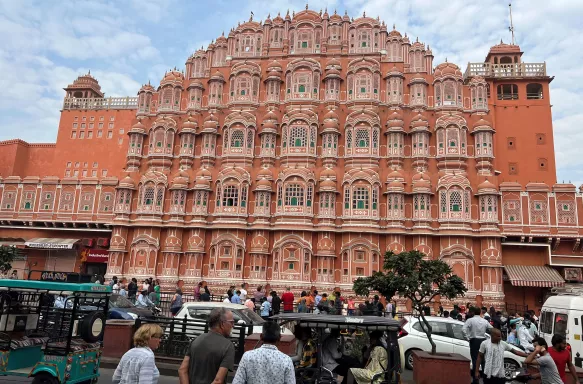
[464,62,546,79]
[62,97,138,110]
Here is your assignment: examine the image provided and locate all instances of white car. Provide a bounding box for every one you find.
[173,302,293,337]
[398,316,525,379]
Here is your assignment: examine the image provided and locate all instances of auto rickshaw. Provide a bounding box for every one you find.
[269,313,402,384]
[0,279,111,384]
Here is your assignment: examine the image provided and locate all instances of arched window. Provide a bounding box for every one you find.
[222,185,239,207]
[413,194,430,220]
[410,83,426,106]
[387,132,404,156]
[412,132,429,156]
[439,188,471,220]
[355,129,369,148]
[296,29,313,52]
[475,132,493,157]
[285,184,304,206]
[329,25,341,44]
[387,193,404,219]
[526,83,543,99]
[290,126,307,147]
[497,84,518,100]
[270,28,283,47]
[343,183,379,218]
[480,195,498,221]
[230,130,244,148]
[352,187,369,209]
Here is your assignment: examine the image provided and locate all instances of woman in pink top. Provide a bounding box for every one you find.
[244,298,255,310]
[347,296,356,315]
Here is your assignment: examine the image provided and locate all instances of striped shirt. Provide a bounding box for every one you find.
[112,347,159,384]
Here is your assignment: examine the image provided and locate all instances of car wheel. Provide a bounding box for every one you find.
[80,311,106,343]
[503,358,520,379]
[32,373,59,384]
[405,349,419,370]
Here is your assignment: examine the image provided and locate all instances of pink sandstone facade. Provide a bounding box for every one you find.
[0,8,579,311]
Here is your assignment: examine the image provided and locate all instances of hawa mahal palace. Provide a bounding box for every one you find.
[0,7,580,310]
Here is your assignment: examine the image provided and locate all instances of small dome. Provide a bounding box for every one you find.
[342,11,350,21]
[320,179,337,190]
[256,178,272,189]
[323,109,339,121]
[388,110,404,121]
[170,171,189,189]
[327,57,341,67]
[478,179,497,192]
[473,118,491,129]
[139,83,155,93]
[413,178,431,191]
[387,170,404,180]
[412,172,430,182]
[323,120,339,130]
[203,113,218,129]
[268,60,282,70]
[210,70,225,81]
[131,120,145,131]
[434,62,463,78]
[118,176,136,189]
[411,113,429,128]
[194,177,211,189]
[263,110,278,122]
[258,167,273,180]
[196,168,212,179]
[325,67,341,77]
[388,180,404,190]
[320,167,336,180]
[187,80,204,89]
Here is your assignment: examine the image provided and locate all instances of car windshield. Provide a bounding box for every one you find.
[238,308,265,324]
[109,294,134,309]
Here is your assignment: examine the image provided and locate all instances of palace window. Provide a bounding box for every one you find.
[475,132,493,157]
[270,27,283,47]
[191,56,206,77]
[352,187,369,209]
[387,132,404,156]
[387,193,404,219]
[213,47,227,67]
[526,83,543,100]
[276,180,314,215]
[529,199,549,224]
[413,194,430,220]
[412,132,429,156]
[208,82,223,106]
[296,29,313,52]
[410,83,427,107]
[387,77,403,104]
[222,185,239,207]
[343,183,379,218]
[345,126,379,156]
[188,88,202,109]
[503,199,521,223]
[439,188,471,220]
[471,83,488,111]
[497,84,518,100]
[479,195,498,221]
[557,200,576,224]
[329,25,341,44]
[285,184,304,206]
[409,50,425,72]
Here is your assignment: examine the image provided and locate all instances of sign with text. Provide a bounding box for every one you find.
[85,249,109,263]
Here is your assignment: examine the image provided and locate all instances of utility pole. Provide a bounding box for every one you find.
[508,3,515,45]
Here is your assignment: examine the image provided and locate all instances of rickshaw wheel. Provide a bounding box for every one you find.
[32,372,59,384]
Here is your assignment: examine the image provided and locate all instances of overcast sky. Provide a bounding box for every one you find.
[1,0,581,184]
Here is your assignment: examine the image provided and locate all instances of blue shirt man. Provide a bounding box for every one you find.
[231,291,241,304]
[260,300,272,317]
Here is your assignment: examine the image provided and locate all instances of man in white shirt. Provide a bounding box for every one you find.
[239,283,248,301]
[232,321,295,384]
[463,307,493,384]
[475,328,527,383]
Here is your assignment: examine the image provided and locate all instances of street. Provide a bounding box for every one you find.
[1,368,416,384]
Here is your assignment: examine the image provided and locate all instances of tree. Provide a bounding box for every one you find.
[353,250,467,355]
[0,246,22,275]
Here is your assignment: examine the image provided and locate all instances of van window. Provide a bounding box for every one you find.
[554,313,568,337]
[539,311,553,334]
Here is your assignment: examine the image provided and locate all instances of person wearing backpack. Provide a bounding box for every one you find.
[170,288,183,316]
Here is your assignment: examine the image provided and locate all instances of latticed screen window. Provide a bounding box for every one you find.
[448,190,461,212]
[356,129,369,148]
[290,126,307,147]
[372,188,378,210]
[503,199,521,223]
[285,184,304,206]
[352,187,369,209]
[144,187,154,205]
[346,129,352,148]
[222,185,239,207]
[230,130,244,148]
[344,188,350,209]
[530,199,548,223]
[558,201,576,224]
[155,188,164,206]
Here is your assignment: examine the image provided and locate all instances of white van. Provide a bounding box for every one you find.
[539,291,583,366]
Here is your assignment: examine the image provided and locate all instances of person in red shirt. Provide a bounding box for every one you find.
[282,287,295,313]
[548,334,578,384]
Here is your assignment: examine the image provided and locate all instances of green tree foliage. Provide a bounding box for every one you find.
[0,246,22,274]
[353,250,467,354]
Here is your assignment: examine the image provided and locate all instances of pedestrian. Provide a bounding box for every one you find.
[232,321,295,384]
[442,310,450,319]
[317,293,330,314]
[506,323,518,345]
[525,337,563,384]
[463,306,493,383]
[254,286,265,303]
[9,270,18,279]
[231,290,241,304]
[347,296,356,316]
[142,279,150,291]
[491,311,502,330]
[170,288,183,316]
[223,296,231,304]
[260,298,271,320]
[110,276,118,288]
[153,280,161,305]
[128,278,138,300]
[450,304,459,319]
[474,328,527,384]
[112,278,120,294]
[373,295,383,317]
[322,328,360,384]
[239,283,248,301]
[178,308,235,384]
[112,323,163,384]
[282,287,294,313]
[547,334,578,384]
[271,291,281,315]
[297,291,308,313]
[119,283,128,297]
[136,290,155,308]
[201,282,211,301]
[194,281,202,301]
[517,319,535,352]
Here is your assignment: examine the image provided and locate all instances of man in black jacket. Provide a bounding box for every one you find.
[271,291,282,315]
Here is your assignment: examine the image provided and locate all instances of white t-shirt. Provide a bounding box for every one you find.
[240,288,247,300]
[112,284,120,293]
[143,283,150,291]
[223,297,231,303]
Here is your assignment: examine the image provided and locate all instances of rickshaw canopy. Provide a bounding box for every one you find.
[0,279,111,293]
[270,313,402,332]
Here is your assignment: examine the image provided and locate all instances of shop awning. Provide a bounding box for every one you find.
[25,238,80,250]
[503,265,565,288]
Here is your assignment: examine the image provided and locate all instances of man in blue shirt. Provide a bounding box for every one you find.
[260,299,272,320]
[135,290,155,308]
[231,290,241,304]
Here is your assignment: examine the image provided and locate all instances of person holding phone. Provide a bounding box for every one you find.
[524,337,563,384]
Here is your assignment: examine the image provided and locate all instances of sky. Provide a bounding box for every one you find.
[0,0,582,184]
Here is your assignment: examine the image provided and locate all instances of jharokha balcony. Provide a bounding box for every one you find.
[464,62,547,79]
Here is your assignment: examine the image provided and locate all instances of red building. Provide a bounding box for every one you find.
[0,8,579,311]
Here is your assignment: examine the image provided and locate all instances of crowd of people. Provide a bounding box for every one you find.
[436,304,577,384]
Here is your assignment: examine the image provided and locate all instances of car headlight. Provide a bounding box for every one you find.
[126,312,138,319]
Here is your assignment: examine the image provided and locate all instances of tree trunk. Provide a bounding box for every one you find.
[418,312,437,355]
